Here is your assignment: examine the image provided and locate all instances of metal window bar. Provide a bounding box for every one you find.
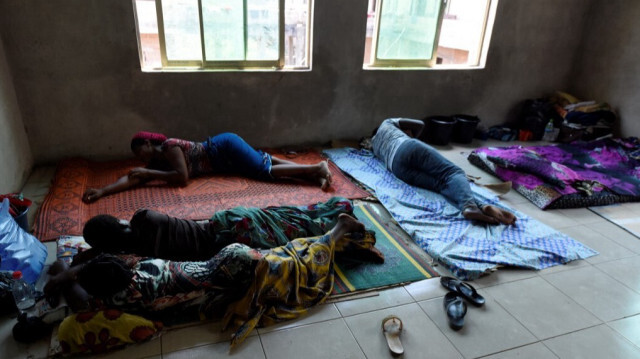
[370,0,447,68]
[155,0,292,69]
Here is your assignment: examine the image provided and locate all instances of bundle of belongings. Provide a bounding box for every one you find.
[501,91,616,143]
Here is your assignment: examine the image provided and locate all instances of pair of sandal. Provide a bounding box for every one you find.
[441,276,485,331]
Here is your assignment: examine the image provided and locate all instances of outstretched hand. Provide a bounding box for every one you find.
[82,188,104,203]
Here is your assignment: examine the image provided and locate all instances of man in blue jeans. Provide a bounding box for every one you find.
[372,118,516,225]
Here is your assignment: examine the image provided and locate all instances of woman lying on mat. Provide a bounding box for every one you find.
[82,131,333,203]
[372,118,516,225]
[44,214,372,342]
[76,197,384,263]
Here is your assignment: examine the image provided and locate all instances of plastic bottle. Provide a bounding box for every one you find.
[12,271,35,311]
[542,120,555,141]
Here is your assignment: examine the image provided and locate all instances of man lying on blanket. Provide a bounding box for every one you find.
[45,214,376,350]
[371,118,516,225]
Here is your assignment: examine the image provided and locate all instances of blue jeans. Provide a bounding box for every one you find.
[391,139,478,210]
[203,133,272,179]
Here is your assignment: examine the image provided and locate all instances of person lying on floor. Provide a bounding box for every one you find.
[371,118,516,225]
[44,214,372,345]
[76,197,371,262]
[82,131,332,203]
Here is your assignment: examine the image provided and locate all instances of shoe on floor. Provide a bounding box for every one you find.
[440,276,486,307]
[444,292,467,331]
[382,315,404,355]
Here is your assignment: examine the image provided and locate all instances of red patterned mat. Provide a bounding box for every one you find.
[33,151,370,242]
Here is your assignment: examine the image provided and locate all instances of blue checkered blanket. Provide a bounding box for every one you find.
[324,148,598,280]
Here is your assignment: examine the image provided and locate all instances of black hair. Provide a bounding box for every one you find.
[130,137,164,152]
[76,254,133,298]
[83,215,129,251]
[371,126,380,137]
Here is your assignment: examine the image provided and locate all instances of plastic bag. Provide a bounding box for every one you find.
[0,198,47,284]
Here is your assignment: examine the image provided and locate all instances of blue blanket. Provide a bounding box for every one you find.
[324,148,598,280]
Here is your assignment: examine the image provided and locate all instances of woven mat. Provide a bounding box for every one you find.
[34,151,370,242]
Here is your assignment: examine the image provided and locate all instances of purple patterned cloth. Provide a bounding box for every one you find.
[469,138,640,209]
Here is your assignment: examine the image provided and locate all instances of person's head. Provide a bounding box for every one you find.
[83,215,135,252]
[130,131,167,163]
[76,254,134,298]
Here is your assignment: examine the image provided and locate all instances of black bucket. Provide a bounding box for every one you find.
[422,116,457,145]
[451,114,480,144]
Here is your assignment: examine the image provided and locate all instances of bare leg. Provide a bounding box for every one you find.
[329,213,365,243]
[270,160,333,191]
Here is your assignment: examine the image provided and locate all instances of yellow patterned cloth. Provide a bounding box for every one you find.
[58,309,162,355]
[223,232,348,348]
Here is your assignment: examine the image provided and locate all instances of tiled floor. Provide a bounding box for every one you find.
[4,140,640,358]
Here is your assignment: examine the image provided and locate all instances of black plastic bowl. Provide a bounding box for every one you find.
[451,114,480,144]
[422,116,457,145]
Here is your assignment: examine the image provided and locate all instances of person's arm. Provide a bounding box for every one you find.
[44,260,91,312]
[398,119,425,139]
[128,146,189,186]
[83,174,144,203]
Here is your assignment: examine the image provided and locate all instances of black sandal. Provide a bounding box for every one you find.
[443,292,467,330]
[440,276,485,307]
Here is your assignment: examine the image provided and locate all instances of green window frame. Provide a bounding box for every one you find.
[369,0,447,68]
[136,0,313,70]
[366,0,494,69]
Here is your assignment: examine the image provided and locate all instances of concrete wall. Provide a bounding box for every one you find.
[571,1,640,137]
[0,33,32,193]
[0,0,593,163]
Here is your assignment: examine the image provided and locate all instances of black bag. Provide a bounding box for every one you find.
[519,99,563,141]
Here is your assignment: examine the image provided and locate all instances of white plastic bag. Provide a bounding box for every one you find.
[0,198,47,284]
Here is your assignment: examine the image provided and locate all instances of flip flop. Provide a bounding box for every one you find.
[440,276,486,307]
[381,315,404,355]
[444,292,467,330]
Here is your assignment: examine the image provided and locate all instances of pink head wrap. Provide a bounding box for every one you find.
[131,131,167,143]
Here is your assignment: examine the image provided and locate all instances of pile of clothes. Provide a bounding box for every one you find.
[487,91,617,143]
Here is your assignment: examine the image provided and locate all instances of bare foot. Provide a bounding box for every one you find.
[317,161,333,191]
[482,205,517,225]
[331,213,365,241]
[463,206,499,224]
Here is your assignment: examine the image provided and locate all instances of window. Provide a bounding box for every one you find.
[364,0,496,69]
[133,0,312,71]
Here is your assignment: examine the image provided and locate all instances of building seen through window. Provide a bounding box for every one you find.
[133,0,311,70]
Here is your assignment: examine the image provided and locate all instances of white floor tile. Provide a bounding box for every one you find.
[163,335,264,359]
[544,266,640,322]
[161,321,246,354]
[480,342,558,359]
[0,314,50,359]
[345,303,462,359]
[260,318,365,359]
[403,277,448,302]
[544,324,640,359]
[257,302,341,334]
[335,286,414,317]
[609,314,640,348]
[484,277,601,339]
[586,221,640,254]
[418,292,537,358]
[559,225,635,264]
[596,255,640,293]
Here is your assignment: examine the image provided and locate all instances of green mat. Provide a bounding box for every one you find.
[332,204,439,295]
